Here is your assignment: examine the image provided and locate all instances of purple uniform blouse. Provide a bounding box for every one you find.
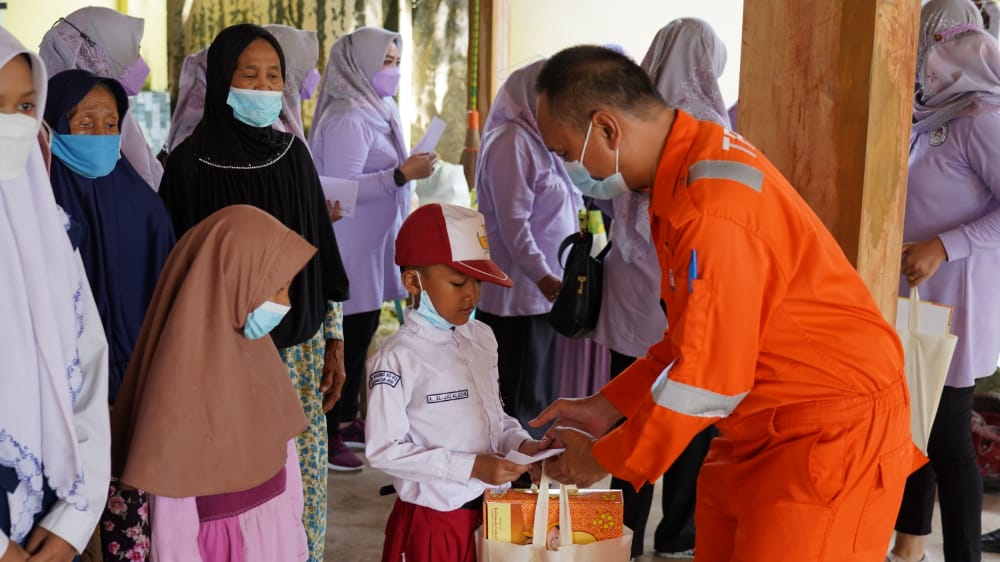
[476,124,583,317]
[905,110,1000,387]
[310,111,411,315]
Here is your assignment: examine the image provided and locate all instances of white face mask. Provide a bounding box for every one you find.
[563,120,630,200]
[0,113,39,181]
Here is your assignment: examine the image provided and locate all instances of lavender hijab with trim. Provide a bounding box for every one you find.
[39,7,162,189]
[0,27,91,543]
[914,0,1000,134]
[613,20,731,264]
[308,27,406,161]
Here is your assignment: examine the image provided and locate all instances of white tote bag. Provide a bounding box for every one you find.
[896,287,958,454]
[476,474,633,562]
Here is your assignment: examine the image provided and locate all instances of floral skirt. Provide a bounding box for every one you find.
[279,329,328,562]
[100,479,149,561]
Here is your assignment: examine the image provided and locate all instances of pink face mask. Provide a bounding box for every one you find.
[299,68,321,100]
[371,67,401,98]
[119,55,150,96]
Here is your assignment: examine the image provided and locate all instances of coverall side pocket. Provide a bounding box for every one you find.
[853,442,911,553]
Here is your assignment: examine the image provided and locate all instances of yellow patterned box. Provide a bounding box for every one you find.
[483,488,623,545]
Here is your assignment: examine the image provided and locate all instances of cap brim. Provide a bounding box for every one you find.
[451,260,513,287]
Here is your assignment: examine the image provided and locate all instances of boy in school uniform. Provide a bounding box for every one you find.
[366,203,551,562]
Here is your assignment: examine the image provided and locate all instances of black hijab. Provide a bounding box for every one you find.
[45,69,176,402]
[160,23,349,349]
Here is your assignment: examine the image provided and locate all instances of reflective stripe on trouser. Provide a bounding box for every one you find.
[694,379,915,562]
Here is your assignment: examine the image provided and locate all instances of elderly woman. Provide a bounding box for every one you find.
[44,68,175,562]
[308,27,436,470]
[40,7,162,189]
[475,59,584,437]
[167,23,321,151]
[888,1,1000,561]
[158,24,349,562]
[0,27,110,562]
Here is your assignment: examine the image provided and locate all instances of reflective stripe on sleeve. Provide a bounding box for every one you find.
[651,362,747,418]
[688,160,764,192]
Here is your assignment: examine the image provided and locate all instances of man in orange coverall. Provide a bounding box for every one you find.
[531,45,919,561]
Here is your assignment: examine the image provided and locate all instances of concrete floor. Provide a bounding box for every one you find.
[324,453,1000,561]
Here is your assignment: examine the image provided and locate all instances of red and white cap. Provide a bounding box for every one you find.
[395,204,513,287]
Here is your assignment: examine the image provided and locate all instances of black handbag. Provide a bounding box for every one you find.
[548,231,612,338]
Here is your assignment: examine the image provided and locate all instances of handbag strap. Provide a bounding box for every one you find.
[557,232,590,270]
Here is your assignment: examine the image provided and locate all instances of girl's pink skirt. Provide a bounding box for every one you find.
[149,440,308,562]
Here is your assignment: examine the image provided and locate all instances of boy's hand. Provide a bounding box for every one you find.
[24,527,75,562]
[1,542,29,562]
[472,454,529,486]
[517,437,552,484]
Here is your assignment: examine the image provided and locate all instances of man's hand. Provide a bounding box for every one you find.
[544,427,607,487]
[530,393,622,439]
[321,339,346,412]
[536,274,562,303]
[24,527,75,562]
[1,542,29,562]
[901,237,948,287]
[471,455,530,486]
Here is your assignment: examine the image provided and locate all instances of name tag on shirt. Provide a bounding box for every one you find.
[370,371,401,389]
[426,389,470,404]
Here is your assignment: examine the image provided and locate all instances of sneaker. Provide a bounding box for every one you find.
[328,435,363,472]
[340,418,366,450]
[655,548,695,559]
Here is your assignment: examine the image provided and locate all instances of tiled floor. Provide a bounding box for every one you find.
[324,452,1000,561]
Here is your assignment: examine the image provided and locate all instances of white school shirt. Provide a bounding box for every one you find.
[365,309,532,512]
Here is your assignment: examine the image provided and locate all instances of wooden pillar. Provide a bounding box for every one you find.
[738,1,919,319]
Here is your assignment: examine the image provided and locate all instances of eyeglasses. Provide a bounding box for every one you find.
[53,17,96,48]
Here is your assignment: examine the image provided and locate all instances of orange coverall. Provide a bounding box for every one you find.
[593,110,917,561]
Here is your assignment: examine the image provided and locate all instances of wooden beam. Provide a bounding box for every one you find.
[738,1,919,319]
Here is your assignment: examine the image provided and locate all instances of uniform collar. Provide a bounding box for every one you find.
[651,109,702,229]
[403,308,473,342]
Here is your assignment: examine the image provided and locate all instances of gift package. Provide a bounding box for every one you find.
[483,487,624,546]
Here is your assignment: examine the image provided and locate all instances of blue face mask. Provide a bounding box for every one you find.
[226,87,283,127]
[50,133,121,179]
[414,275,459,331]
[564,120,630,200]
[244,300,291,340]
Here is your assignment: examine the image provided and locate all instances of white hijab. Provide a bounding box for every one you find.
[0,27,90,543]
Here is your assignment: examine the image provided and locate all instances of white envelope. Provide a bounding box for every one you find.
[412,116,447,155]
[320,177,359,219]
[504,448,565,465]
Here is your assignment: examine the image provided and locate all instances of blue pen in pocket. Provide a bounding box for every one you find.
[689,249,698,294]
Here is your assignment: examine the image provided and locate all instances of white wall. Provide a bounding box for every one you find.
[498,0,744,106]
